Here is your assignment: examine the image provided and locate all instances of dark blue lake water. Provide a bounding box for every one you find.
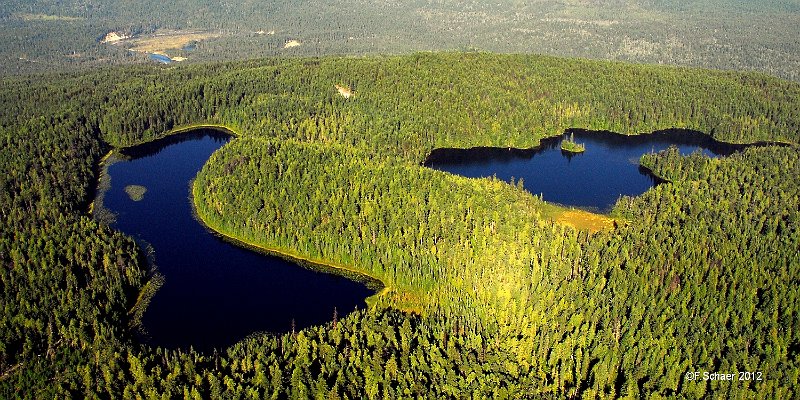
[100,129,373,352]
[425,129,747,213]
[149,53,172,64]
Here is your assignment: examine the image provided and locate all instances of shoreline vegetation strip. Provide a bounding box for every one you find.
[91,123,392,307]
[91,124,771,276]
[190,182,391,302]
[92,123,787,312]
[93,123,391,300]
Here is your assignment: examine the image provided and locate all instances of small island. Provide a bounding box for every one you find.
[560,133,586,153]
[124,185,147,201]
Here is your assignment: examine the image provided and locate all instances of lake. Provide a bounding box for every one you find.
[98,129,374,352]
[149,53,172,64]
[424,129,749,213]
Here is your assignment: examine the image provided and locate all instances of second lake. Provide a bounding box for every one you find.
[425,129,748,213]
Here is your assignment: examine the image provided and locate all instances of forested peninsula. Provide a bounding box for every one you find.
[2,53,799,398]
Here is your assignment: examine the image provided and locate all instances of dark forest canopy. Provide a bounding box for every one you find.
[0,0,799,80]
[1,53,799,397]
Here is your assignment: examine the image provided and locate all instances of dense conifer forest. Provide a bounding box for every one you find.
[1,53,799,397]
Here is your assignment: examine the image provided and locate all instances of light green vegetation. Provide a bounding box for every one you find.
[561,134,586,153]
[193,210,390,308]
[194,139,559,315]
[13,13,84,21]
[553,209,614,233]
[124,185,146,201]
[1,53,799,397]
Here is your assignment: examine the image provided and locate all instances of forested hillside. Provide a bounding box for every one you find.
[1,53,799,397]
[93,53,800,152]
[1,0,799,80]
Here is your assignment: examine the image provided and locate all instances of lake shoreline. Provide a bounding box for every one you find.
[111,123,241,148]
[422,127,790,166]
[88,123,241,218]
[422,127,785,228]
[94,130,380,350]
[189,186,391,307]
[91,124,389,301]
[90,124,789,325]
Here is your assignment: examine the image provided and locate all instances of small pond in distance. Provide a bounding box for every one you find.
[99,129,373,352]
[148,53,172,64]
[425,129,749,213]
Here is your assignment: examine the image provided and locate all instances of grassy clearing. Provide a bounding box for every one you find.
[554,209,615,233]
[14,13,83,22]
[335,84,353,98]
[284,40,303,48]
[539,202,615,233]
[125,30,221,53]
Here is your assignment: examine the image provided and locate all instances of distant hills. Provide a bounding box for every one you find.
[0,0,799,80]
